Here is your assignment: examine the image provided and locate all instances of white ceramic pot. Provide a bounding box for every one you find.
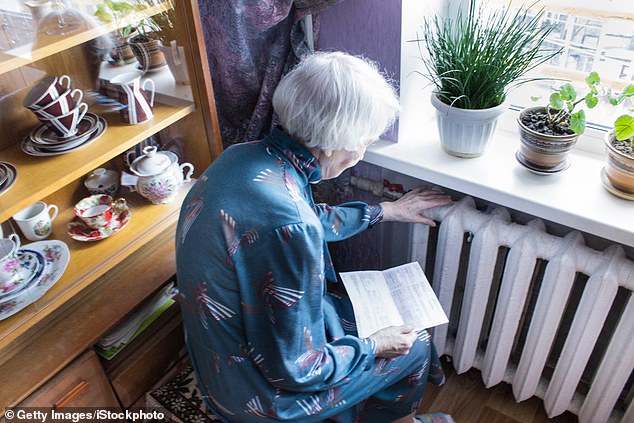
[128,146,194,204]
[431,93,507,158]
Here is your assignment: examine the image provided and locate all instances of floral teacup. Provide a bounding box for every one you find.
[0,234,27,289]
[74,194,127,230]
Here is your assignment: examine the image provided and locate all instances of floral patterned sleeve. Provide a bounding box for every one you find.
[313,202,383,242]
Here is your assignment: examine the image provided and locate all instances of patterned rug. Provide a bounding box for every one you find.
[146,366,220,422]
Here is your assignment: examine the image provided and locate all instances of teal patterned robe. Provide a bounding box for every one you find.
[175,128,444,422]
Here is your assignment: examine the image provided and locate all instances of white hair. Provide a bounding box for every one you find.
[272,52,400,151]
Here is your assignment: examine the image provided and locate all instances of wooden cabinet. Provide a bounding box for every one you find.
[0,0,222,413]
[101,301,186,408]
[18,350,120,409]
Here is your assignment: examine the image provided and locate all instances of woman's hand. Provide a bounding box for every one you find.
[380,187,452,226]
[369,325,418,358]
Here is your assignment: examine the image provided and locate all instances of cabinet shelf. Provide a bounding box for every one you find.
[0,98,194,223]
[0,182,192,354]
[0,3,169,77]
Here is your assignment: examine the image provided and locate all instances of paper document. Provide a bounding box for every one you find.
[340,262,448,338]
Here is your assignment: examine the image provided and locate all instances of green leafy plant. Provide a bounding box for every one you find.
[93,0,174,41]
[543,72,601,135]
[419,0,560,110]
[608,84,634,147]
[94,0,141,39]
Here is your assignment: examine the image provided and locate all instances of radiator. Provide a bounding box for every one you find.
[398,197,634,423]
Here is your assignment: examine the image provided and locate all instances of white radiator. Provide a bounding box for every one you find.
[401,197,634,423]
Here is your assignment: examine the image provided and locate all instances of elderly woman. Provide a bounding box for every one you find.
[176,52,453,423]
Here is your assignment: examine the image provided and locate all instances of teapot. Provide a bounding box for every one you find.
[123,146,194,204]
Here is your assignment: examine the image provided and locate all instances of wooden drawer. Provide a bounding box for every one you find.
[103,305,185,408]
[18,350,120,409]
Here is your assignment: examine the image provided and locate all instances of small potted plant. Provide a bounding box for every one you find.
[516,72,601,173]
[94,1,138,65]
[127,0,174,72]
[420,0,558,158]
[603,85,634,198]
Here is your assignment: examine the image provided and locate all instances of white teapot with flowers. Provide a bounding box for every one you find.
[122,146,194,204]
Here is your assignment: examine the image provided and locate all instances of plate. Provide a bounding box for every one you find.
[0,162,17,195]
[0,241,70,321]
[30,113,101,146]
[21,116,107,157]
[0,250,45,300]
[600,167,634,201]
[67,205,131,241]
[515,151,570,175]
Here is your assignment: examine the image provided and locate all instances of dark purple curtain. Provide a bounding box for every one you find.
[198,0,342,148]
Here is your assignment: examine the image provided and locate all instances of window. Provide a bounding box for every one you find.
[485,0,634,129]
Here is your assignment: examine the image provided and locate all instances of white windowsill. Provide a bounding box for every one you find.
[364,119,634,248]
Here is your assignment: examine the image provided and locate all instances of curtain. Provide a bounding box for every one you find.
[198,0,343,148]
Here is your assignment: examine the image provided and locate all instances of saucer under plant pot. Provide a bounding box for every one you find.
[602,128,634,200]
[431,93,507,158]
[516,107,580,174]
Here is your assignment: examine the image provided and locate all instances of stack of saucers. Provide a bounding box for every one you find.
[0,162,17,195]
[21,113,107,156]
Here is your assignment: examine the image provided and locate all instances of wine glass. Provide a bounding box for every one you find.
[40,0,81,36]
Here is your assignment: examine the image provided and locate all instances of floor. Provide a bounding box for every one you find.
[418,357,579,423]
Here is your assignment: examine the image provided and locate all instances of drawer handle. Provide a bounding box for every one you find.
[54,381,89,409]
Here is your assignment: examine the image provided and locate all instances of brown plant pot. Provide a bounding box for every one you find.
[516,107,579,174]
[128,35,167,71]
[604,131,634,197]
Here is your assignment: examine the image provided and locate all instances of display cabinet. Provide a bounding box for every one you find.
[0,0,221,411]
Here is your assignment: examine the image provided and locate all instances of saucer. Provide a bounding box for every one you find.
[600,167,634,201]
[67,205,131,241]
[0,164,6,187]
[138,63,169,73]
[515,151,570,175]
[0,241,69,321]
[30,113,101,146]
[0,162,17,195]
[0,250,45,300]
[21,116,107,157]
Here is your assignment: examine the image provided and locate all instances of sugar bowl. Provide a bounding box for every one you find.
[125,146,194,204]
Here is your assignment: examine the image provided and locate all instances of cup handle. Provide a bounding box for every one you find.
[113,198,127,213]
[142,79,155,107]
[77,102,88,122]
[47,205,59,221]
[180,163,194,182]
[59,74,71,90]
[71,88,83,105]
[8,233,20,256]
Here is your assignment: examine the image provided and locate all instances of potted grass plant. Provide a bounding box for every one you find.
[602,86,634,198]
[420,0,558,158]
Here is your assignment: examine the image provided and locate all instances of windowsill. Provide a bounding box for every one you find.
[364,120,634,248]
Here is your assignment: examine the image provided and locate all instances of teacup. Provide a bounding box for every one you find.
[74,194,126,229]
[39,102,88,138]
[34,88,83,119]
[24,75,72,110]
[0,234,27,287]
[12,201,59,241]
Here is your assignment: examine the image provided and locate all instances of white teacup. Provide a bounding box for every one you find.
[0,234,26,287]
[13,201,59,241]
